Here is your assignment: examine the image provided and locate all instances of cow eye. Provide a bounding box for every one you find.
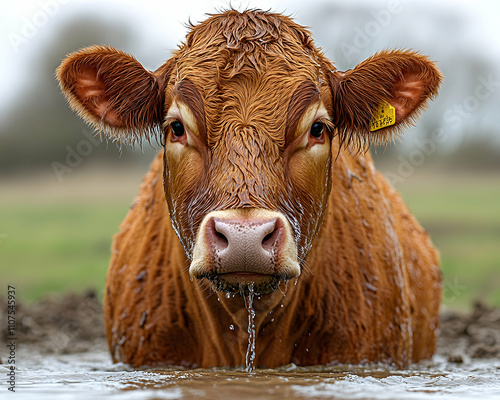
[310,121,324,138]
[171,121,185,137]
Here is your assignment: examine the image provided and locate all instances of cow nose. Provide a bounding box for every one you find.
[189,208,300,291]
[207,217,283,262]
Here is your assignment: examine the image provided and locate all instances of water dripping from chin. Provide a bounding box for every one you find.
[242,283,256,372]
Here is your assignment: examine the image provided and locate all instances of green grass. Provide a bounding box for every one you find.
[1,169,499,309]
[396,173,500,309]
[0,202,129,303]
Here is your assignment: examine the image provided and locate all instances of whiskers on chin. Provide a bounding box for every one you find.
[199,273,284,296]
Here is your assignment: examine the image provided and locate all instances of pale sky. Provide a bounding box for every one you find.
[1,0,499,127]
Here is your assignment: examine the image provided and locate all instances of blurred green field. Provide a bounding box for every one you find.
[0,203,126,301]
[1,166,499,309]
[0,166,146,304]
[394,171,500,308]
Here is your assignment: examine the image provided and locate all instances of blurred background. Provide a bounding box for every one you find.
[1,0,499,309]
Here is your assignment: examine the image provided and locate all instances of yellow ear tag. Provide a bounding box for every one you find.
[370,100,396,132]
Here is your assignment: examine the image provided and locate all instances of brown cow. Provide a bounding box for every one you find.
[57,9,442,369]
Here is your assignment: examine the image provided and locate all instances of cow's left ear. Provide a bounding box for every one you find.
[328,50,442,147]
[56,45,176,144]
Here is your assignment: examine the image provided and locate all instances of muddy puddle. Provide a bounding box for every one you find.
[1,291,500,399]
[6,350,500,399]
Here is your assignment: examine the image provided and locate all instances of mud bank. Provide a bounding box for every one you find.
[1,290,499,364]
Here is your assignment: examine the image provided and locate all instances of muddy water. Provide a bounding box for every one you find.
[6,349,499,400]
[2,293,500,399]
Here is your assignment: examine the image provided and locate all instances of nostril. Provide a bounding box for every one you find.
[261,231,276,251]
[214,229,229,249]
[261,218,282,252]
[207,218,229,251]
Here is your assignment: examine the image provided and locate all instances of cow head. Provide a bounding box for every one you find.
[57,10,441,295]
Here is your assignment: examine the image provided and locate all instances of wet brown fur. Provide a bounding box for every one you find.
[57,10,442,368]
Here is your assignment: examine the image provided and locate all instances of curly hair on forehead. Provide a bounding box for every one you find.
[182,9,320,78]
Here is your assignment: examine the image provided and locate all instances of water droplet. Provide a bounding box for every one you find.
[278,281,287,295]
[244,283,256,373]
[229,324,234,331]
[226,292,231,299]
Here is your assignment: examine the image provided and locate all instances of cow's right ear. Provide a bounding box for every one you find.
[56,45,175,143]
[326,50,442,149]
